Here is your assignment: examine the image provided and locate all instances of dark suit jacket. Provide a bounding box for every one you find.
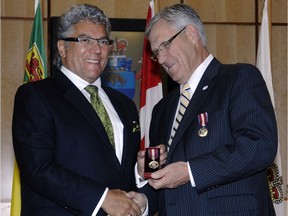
[12,70,141,216]
[145,58,277,216]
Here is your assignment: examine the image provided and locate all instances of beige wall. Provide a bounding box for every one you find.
[1,0,287,207]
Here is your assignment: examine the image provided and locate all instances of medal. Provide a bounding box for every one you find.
[198,127,208,137]
[148,148,159,169]
[198,112,208,137]
[149,160,159,169]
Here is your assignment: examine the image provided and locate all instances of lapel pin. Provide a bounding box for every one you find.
[202,85,208,90]
[133,121,140,132]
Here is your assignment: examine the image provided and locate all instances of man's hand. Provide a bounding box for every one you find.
[148,161,190,189]
[137,144,167,179]
[102,189,141,216]
[126,191,147,215]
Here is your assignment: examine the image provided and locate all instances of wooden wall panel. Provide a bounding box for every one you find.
[50,0,116,17]
[113,0,148,18]
[184,0,255,22]
[272,0,287,23]
[206,25,255,64]
[156,0,181,12]
[50,0,149,18]
[1,0,35,17]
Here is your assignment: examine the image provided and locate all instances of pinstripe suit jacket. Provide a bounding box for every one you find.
[12,70,140,216]
[145,58,277,216]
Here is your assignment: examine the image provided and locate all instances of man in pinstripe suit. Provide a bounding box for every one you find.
[137,4,277,216]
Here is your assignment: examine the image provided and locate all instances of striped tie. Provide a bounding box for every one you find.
[168,83,191,150]
[85,85,115,149]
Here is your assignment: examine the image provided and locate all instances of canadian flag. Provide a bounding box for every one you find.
[139,0,163,150]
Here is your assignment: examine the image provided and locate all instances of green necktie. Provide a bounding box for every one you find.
[85,85,115,148]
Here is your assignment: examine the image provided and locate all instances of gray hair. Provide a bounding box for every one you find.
[145,3,207,46]
[54,4,111,68]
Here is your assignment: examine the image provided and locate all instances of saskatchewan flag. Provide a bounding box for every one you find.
[10,0,47,215]
[24,0,47,82]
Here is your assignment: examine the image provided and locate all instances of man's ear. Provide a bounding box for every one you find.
[185,24,199,44]
[57,40,66,57]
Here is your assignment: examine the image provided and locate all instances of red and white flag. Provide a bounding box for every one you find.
[139,0,163,150]
[256,0,284,215]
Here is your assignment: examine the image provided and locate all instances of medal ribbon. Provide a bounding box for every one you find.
[148,148,159,160]
[198,112,208,127]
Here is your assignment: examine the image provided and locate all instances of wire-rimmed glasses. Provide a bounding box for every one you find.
[151,26,186,61]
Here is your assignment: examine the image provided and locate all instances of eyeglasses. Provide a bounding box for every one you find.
[151,26,186,61]
[61,37,114,48]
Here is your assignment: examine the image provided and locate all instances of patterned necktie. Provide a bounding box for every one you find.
[168,83,191,150]
[85,85,115,148]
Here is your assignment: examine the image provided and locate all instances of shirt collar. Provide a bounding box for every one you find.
[60,66,102,91]
[183,54,214,94]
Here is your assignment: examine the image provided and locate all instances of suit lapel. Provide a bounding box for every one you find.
[55,71,118,159]
[168,58,221,157]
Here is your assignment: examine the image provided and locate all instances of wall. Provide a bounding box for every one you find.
[1,0,287,214]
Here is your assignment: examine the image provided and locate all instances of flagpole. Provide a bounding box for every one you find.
[255,0,259,53]
[47,0,51,76]
[267,0,272,52]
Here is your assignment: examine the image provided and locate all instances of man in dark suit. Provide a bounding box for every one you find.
[12,4,146,216]
[136,3,277,216]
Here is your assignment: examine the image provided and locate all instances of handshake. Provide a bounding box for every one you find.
[103,189,147,216]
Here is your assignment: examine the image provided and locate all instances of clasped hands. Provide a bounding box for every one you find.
[102,189,146,216]
[137,144,190,189]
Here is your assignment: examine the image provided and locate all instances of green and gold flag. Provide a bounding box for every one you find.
[24,0,47,82]
[11,0,47,215]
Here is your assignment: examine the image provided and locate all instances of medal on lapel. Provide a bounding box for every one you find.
[198,112,208,137]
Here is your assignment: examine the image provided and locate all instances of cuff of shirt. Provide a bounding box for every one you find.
[91,187,108,216]
[187,161,196,187]
[140,193,149,216]
[135,163,148,188]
